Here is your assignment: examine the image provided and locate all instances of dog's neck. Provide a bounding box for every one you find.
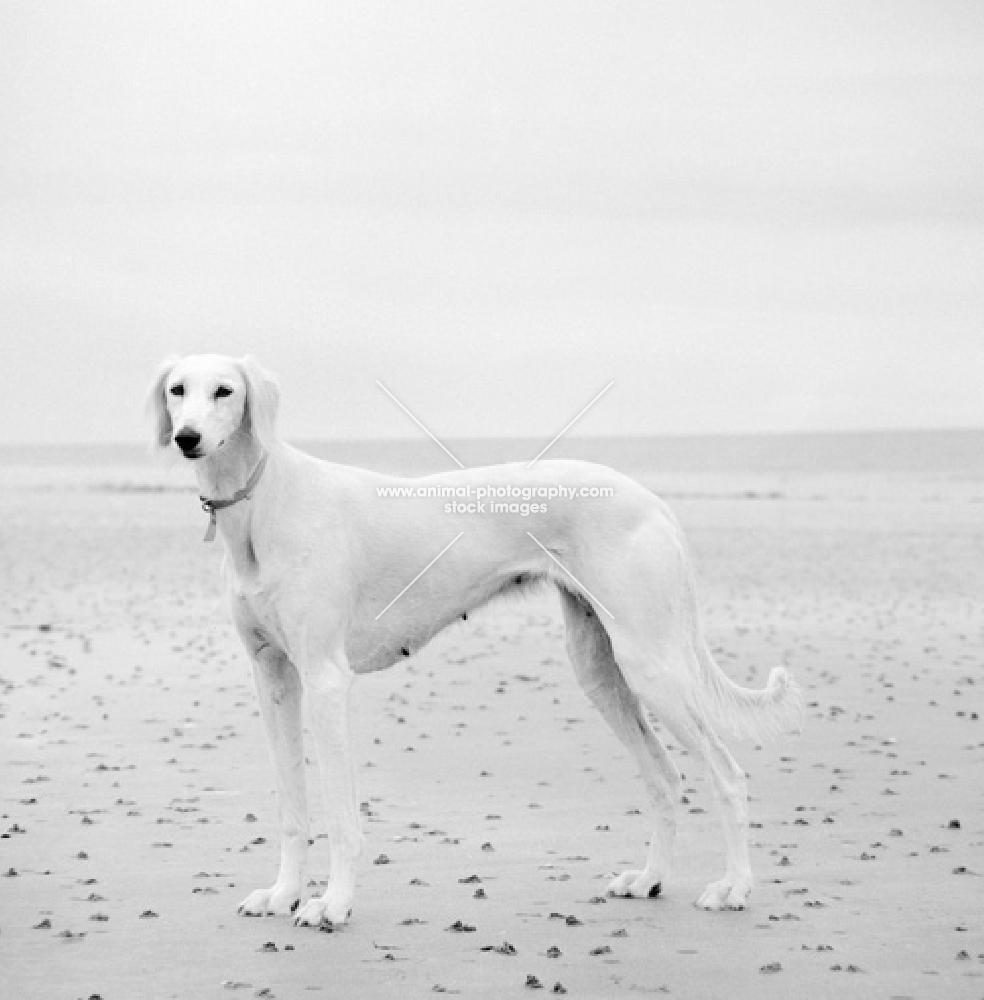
[194,427,264,499]
[191,429,269,561]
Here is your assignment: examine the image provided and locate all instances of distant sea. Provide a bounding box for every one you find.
[1,430,982,479]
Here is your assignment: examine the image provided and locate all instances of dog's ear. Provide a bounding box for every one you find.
[145,356,179,451]
[239,356,280,451]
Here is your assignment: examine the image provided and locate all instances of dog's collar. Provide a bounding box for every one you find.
[199,452,269,543]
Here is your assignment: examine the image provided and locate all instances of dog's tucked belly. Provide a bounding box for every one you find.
[344,570,549,675]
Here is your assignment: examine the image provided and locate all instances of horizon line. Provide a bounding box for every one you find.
[0,425,982,450]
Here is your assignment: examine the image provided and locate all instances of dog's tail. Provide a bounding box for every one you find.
[695,641,803,742]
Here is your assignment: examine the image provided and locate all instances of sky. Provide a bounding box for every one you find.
[1,1,983,444]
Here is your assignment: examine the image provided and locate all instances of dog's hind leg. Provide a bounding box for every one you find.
[559,589,682,900]
[238,642,309,917]
[690,718,754,910]
[627,668,755,911]
[588,526,760,910]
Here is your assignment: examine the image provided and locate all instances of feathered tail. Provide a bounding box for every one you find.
[695,641,804,742]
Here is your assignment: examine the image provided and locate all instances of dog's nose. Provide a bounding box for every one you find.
[174,429,202,455]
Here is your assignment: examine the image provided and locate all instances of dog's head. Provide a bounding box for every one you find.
[146,354,280,459]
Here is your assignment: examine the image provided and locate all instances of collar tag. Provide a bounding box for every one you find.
[201,498,219,542]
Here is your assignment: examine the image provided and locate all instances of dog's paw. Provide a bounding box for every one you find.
[293,886,353,930]
[606,870,663,899]
[238,884,301,917]
[695,875,752,911]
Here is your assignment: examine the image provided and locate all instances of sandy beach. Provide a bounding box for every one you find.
[2,436,982,999]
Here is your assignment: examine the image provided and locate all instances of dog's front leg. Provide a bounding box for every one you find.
[293,655,365,929]
[238,645,309,917]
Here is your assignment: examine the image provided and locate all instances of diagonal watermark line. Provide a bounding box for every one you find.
[525,380,615,468]
[525,531,615,619]
[376,380,466,469]
[375,531,465,620]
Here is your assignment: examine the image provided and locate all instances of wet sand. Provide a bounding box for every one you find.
[1,455,982,999]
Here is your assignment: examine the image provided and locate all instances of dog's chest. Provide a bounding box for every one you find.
[344,597,469,675]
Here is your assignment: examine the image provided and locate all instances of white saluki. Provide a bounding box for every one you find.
[147,353,802,930]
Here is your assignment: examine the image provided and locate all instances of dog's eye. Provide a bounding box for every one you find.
[214,386,233,399]
[169,384,184,397]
